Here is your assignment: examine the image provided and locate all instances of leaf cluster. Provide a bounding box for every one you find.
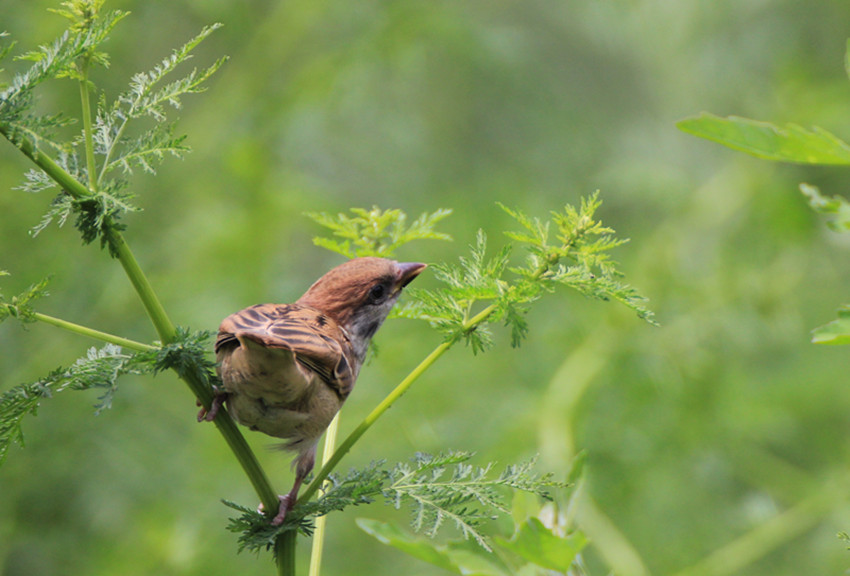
[401,194,656,354]
[358,516,587,576]
[306,206,452,258]
[223,462,386,552]
[357,451,588,576]
[0,324,215,467]
[0,343,152,465]
[226,451,562,556]
[149,326,217,385]
[0,2,225,253]
[0,275,50,323]
[387,452,559,550]
[0,3,126,131]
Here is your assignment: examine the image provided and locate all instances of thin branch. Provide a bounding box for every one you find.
[0,127,281,523]
[33,312,155,352]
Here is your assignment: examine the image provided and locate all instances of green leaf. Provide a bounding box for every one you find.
[496,517,587,572]
[800,183,850,232]
[95,24,227,184]
[0,343,152,465]
[677,113,850,165]
[306,206,452,258]
[356,518,509,576]
[811,305,850,345]
[356,518,464,573]
[0,275,51,322]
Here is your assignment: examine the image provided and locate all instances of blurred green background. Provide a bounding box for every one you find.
[3,1,850,575]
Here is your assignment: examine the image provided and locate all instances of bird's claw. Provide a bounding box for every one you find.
[196,388,227,422]
[257,494,293,526]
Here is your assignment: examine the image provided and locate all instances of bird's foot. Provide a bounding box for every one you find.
[196,387,227,422]
[257,494,294,526]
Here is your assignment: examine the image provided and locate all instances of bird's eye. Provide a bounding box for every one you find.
[368,283,387,303]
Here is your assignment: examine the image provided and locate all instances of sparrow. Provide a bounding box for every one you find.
[199,257,426,525]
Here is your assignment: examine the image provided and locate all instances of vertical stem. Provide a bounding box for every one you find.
[78,59,98,192]
[308,414,341,576]
[277,532,297,576]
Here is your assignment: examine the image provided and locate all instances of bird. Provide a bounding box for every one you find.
[199,257,426,525]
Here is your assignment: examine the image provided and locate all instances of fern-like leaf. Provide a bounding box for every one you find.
[306,206,452,258]
[0,343,152,466]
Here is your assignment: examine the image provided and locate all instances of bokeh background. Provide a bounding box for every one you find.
[3,1,850,575]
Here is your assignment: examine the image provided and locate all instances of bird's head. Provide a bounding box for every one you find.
[297,257,426,359]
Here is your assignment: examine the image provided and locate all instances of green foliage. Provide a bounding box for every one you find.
[226,451,562,556]
[811,305,850,345]
[0,275,50,322]
[224,462,386,552]
[0,4,126,130]
[680,41,850,348]
[0,294,218,466]
[306,206,452,258]
[800,183,850,232]
[356,452,587,575]
[385,452,559,549]
[0,2,225,253]
[358,516,587,576]
[95,23,226,176]
[402,194,656,353]
[149,327,218,385]
[677,113,850,165]
[0,343,151,464]
[498,517,587,572]
[0,278,213,466]
[0,4,655,574]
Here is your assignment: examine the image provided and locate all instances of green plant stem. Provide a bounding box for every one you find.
[78,60,98,192]
[300,303,497,505]
[308,413,341,576]
[277,531,296,576]
[0,126,280,522]
[33,312,156,352]
[299,339,452,504]
[103,228,177,341]
[110,231,280,515]
[0,122,93,198]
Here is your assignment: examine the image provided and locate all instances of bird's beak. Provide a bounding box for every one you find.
[397,262,427,288]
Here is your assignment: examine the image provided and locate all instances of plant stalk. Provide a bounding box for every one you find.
[78,59,98,192]
[300,303,499,504]
[0,122,93,198]
[33,312,156,352]
[277,531,296,576]
[308,413,341,576]
[1,127,280,521]
[103,228,177,342]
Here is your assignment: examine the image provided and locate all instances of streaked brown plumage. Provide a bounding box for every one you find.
[201,257,426,524]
